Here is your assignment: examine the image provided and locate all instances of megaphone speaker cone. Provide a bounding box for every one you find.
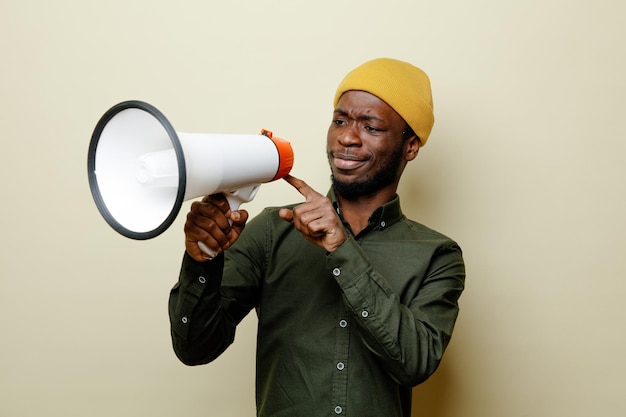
[88,100,186,240]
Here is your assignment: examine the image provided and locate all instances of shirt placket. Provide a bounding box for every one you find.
[331,306,351,415]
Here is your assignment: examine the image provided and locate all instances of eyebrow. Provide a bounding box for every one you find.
[333,109,385,123]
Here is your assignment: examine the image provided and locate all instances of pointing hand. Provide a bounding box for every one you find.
[278,175,348,253]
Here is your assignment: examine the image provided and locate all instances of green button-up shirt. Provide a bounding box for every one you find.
[169,190,465,417]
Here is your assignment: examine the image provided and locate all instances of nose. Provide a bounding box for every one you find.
[337,123,362,147]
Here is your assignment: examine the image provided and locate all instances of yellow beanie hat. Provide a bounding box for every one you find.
[333,58,434,145]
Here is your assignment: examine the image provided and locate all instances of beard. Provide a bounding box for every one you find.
[330,144,405,199]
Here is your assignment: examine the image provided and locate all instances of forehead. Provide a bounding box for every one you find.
[334,91,404,125]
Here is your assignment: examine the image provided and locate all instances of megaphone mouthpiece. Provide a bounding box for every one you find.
[260,129,294,181]
[88,100,294,241]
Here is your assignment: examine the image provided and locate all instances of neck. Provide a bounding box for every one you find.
[336,189,397,235]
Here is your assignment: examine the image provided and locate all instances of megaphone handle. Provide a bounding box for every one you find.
[197,184,260,258]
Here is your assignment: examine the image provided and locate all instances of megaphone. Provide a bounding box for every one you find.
[88,100,294,255]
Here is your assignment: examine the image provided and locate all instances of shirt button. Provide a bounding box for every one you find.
[332,268,341,277]
[337,362,345,371]
[198,276,206,284]
[181,316,188,324]
[334,406,343,414]
[339,319,348,328]
[361,310,369,318]
[381,220,386,228]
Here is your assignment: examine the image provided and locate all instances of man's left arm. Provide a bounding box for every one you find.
[328,236,465,386]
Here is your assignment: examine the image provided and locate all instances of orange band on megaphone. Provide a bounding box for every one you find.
[261,129,294,180]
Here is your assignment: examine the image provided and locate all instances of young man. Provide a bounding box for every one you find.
[169,58,465,417]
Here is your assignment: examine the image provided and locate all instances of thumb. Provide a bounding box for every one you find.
[228,210,248,233]
[278,208,294,223]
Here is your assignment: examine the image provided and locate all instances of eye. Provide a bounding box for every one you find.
[364,125,382,133]
[333,119,346,126]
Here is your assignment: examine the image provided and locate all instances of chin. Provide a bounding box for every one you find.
[331,176,373,198]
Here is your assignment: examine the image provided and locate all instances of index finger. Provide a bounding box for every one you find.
[283,175,323,202]
[201,193,231,215]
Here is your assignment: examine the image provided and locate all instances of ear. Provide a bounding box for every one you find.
[404,135,421,161]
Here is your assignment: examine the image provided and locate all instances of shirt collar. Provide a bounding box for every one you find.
[327,188,404,234]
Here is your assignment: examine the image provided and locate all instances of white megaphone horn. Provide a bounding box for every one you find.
[87,100,294,255]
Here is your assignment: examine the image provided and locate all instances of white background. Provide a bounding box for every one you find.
[1,1,625,416]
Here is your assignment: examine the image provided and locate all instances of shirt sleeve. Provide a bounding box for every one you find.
[168,252,240,366]
[168,208,271,366]
[327,236,465,386]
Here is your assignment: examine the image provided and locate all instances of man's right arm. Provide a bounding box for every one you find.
[168,191,251,365]
[168,252,236,365]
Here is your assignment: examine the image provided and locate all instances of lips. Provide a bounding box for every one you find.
[331,152,367,171]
